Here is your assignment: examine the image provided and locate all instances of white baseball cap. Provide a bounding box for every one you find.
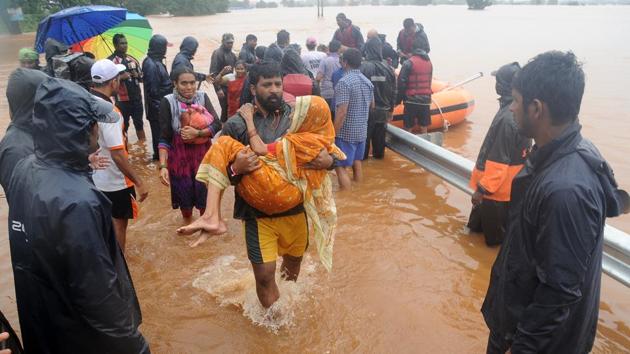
[91,59,126,84]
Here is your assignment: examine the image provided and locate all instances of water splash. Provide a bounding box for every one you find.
[192,255,319,333]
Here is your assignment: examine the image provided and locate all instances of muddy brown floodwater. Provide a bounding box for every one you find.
[1,5,629,353]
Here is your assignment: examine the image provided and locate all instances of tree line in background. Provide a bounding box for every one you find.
[1,0,229,34]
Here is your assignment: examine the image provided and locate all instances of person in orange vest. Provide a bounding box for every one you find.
[467,62,531,246]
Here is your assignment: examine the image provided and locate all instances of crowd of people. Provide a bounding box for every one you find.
[1,12,628,354]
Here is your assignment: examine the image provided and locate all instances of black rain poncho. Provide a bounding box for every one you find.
[7,78,150,354]
[481,122,628,353]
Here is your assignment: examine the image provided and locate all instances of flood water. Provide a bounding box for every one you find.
[1,5,629,353]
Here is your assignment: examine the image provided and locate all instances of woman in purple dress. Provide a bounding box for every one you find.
[158,67,222,224]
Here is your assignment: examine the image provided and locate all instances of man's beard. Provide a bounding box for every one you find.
[256,92,283,112]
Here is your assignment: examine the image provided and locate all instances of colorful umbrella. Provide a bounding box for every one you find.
[35,5,127,53]
[71,13,153,60]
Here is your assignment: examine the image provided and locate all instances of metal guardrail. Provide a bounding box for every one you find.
[385,125,630,288]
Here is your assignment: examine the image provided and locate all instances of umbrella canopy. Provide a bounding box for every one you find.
[35,5,127,53]
[70,13,153,60]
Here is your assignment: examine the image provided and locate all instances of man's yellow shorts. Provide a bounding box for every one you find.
[243,212,309,264]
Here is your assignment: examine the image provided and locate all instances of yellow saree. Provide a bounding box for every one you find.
[196,95,345,271]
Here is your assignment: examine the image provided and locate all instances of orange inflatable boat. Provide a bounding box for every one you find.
[390,80,475,132]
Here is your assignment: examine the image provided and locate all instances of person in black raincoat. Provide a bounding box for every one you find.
[467,62,531,246]
[43,38,68,77]
[378,34,399,69]
[6,78,150,354]
[171,36,210,84]
[280,49,320,97]
[238,34,258,67]
[142,34,174,160]
[210,33,238,122]
[0,68,48,195]
[482,51,629,354]
[360,36,396,159]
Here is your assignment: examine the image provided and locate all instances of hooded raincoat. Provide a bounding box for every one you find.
[43,38,68,77]
[281,49,320,97]
[481,122,628,353]
[7,78,149,354]
[171,36,207,82]
[360,37,397,112]
[143,35,174,119]
[0,68,48,195]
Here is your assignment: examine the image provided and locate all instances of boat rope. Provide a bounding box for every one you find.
[431,98,451,132]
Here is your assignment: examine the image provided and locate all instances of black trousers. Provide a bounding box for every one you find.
[486,331,511,354]
[364,109,388,160]
[467,199,509,246]
[117,100,144,132]
[148,119,160,160]
[218,88,229,122]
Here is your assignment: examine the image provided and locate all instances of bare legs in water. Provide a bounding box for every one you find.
[177,184,228,247]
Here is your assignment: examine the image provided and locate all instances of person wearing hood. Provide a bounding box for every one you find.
[172,36,213,84]
[397,18,430,64]
[69,54,95,91]
[108,34,146,141]
[397,38,433,134]
[482,51,629,354]
[0,68,48,195]
[360,36,396,160]
[332,13,364,51]
[6,78,150,353]
[238,34,258,67]
[379,34,399,69]
[467,62,531,246]
[143,34,174,160]
[281,49,320,98]
[210,33,238,122]
[43,38,68,77]
[255,45,266,64]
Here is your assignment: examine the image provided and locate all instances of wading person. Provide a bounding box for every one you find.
[397,18,430,64]
[238,34,258,67]
[91,59,149,252]
[332,13,364,50]
[482,51,628,354]
[224,60,248,117]
[467,62,531,246]
[108,33,145,141]
[158,67,222,225]
[360,36,397,160]
[316,40,342,119]
[210,33,237,122]
[301,37,326,78]
[179,96,344,276]
[193,62,334,308]
[142,34,174,160]
[172,36,214,84]
[7,78,149,353]
[397,39,433,135]
[334,48,374,189]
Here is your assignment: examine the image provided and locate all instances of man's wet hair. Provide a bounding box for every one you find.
[170,66,196,82]
[113,33,126,46]
[249,62,282,86]
[342,48,362,68]
[512,50,585,126]
[277,30,290,45]
[329,40,341,53]
[246,34,257,42]
[403,18,415,29]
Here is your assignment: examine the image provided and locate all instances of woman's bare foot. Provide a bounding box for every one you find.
[177,217,228,236]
